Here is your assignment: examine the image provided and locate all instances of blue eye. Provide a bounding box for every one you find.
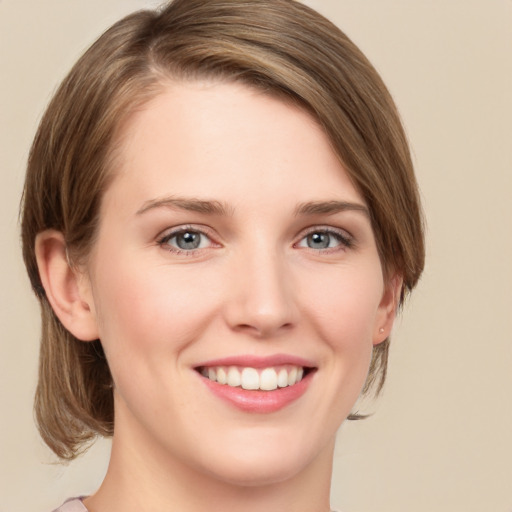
[297,229,351,250]
[159,229,211,252]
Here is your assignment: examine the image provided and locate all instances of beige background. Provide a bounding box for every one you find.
[1,1,511,511]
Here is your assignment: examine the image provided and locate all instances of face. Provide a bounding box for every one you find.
[81,80,396,486]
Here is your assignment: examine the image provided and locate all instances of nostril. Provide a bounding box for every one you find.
[232,320,294,338]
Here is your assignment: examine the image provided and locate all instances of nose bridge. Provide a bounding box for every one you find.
[225,240,297,337]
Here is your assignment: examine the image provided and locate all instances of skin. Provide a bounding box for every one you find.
[36,80,400,512]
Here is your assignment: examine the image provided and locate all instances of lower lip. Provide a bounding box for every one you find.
[199,372,313,413]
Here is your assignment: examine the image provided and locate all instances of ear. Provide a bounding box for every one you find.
[35,230,99,341]
[373,274,403,346]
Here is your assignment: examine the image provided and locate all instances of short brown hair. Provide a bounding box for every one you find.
[21,0,424,460]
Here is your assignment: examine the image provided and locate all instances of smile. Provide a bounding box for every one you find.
[199,365,305,391]
[195,355,316,413]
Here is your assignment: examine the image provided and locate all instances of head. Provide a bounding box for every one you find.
[21,0,424,461]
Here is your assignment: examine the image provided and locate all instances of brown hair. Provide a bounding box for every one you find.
[21,0,424,460]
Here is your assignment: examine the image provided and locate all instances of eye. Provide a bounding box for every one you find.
[158,227,213,253]
[296,228,352,251]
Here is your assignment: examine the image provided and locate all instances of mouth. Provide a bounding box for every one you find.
[194,356,316,413]
[196,364,313,391]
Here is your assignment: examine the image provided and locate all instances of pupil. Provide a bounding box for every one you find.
[308,232,329,249]
[177,231,200,250]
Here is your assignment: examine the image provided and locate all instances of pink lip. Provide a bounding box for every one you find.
[199,372,313,413]
[195,353,315,369]
[194,353,316,414]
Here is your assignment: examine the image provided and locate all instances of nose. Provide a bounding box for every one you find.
[223,248,299,338]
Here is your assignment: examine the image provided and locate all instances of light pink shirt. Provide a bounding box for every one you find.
[53,496,341,511]
[52,498,88,512]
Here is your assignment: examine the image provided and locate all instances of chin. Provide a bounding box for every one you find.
[205,456,307,488]
[194,430,330,488]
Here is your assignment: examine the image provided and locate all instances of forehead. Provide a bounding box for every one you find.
[103,79,363,214]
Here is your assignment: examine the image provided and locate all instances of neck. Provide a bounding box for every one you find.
[84,422,335,512]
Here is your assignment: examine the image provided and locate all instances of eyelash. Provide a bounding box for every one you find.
[156,225,354,255]
[294,226,354,253]
[157,225,217,256]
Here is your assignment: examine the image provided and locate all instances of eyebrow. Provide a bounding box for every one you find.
[136,196,232,216]
[294,200,369,217]
[136,196,369,218]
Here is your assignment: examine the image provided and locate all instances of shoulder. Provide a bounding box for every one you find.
[52,497,88,512]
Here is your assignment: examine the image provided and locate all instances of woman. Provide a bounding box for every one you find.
[21,0,424,511]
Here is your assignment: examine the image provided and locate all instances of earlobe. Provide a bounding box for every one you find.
[373,274,403,346]
[35,230,99,341]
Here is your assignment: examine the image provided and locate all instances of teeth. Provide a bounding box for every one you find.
[241,367,259,390]
[288,367,297,386]
[217,367,227,385]
[260,368,278,391]
[277,368,289,388]
[227,366,241,387]
[201,365,306,391]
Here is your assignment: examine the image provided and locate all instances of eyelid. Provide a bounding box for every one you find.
[294,225,354,250]
[155,224,354,255]
[156,224,220,254]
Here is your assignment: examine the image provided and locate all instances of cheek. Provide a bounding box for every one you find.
[302,262,383,405]
[303,263,384,347]
[89,257,220,379]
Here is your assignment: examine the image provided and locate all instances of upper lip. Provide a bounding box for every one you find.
[194,353,316,369]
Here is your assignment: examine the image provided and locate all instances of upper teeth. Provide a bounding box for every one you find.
[201,365,304,391]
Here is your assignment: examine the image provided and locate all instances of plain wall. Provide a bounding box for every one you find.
[1,1,511,511]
